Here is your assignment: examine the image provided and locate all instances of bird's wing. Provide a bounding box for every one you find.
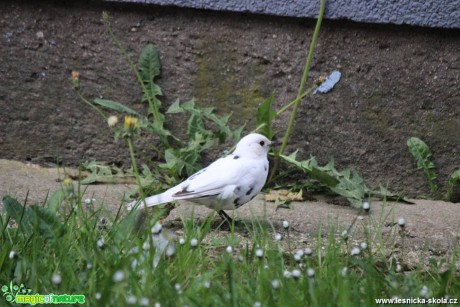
[172,155,261,200]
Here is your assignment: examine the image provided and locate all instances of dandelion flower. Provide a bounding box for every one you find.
[63,177,72,186]
[9,251,18,259]
[179,238,185,245]
[175,283,182,295]
[271,279,280,289]
[190,238,198,247]
[166,245,175,257]
[282,220,289,229]
[126,296,137,304]
[360,242,368,250]
[139,297,149,306]
[203,281,211,289]
[351,247,360,256]
[274,233,283,241]
[341,230,348,240]
[398,218,406,227]
[292,269,301,278]
[112,270,125,282]
[124,116,139,129]
[420,285,428,297]
[97,238,105,249]
[395,263,403,272]
[341,267,348,277]
[362,201,370,212]
[283,270,292,278]
[51,273,62,285]
[95,293,102,300]
[154,303,161,307]
[255,249,263,258]
[306,268,315,277]
[226,246,233,254]
[253,302,261,307]
[107,116,119,127]
[304,247,313,256]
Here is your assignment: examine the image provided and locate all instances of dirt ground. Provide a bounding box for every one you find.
[1,159,459,271]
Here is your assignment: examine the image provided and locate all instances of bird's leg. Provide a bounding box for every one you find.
[218,210,234,225]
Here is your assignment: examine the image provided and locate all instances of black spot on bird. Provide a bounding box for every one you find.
[250,194,256,201]
[234,197,240,206]
[233,155,240,160]
[264,166,267,171]
[246,187,254,196]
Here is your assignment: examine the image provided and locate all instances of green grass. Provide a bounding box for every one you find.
[0,191,459,306]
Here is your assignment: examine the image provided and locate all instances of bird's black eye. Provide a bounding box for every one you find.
[259,141,265,146]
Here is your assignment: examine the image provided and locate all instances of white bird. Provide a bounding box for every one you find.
[127,133,273,222]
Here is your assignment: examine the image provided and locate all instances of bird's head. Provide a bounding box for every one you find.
[234,133,274,158]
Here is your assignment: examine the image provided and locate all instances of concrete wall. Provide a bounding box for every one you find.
[110,0,460,28]
[0,1,459,198]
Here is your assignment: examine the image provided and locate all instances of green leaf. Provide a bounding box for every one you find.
[407,137,439,197]
[29,206,64,241]
[3,196,33,236]
[257,95,276,139]
[445,168,460,201]
[139,43,161,82]
[93,99,140,116]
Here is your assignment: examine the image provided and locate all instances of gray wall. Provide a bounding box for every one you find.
[111,0,460,28]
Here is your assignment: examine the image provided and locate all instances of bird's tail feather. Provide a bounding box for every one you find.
[126,190,175,210]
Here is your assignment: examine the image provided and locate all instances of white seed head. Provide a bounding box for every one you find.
[179,237,185,245]
[283,270,292,278]
[51,273,62,285]
[166,244,175,257]
[395,263,403,272]
[341,267,348,277]
[282,220,290,229]
[351,247,360,256]
[203,281,211,289]
[420,285,428,297]
[341,230,349,240]
[306,268,315,277]
[360,242,368,250]
[126,296,137,304]
[255,249,264,258]
[97,239,105,249]
[271,279,280,289]
[398,218,406,227]
[275,233,283,241]
[139,297,149,306]
[362,201,370,211]
[304,247,313,256]
[8,250,18,259]
[154,303,161,307]
[226,246,233,254]
[294,253,302,262]
[142,241,150,250]
[292,269,301,278]
[190,238,198,247]
[95,292,102,300]
[107,115,119,127]
[253,302,262,307]
[112,270,125,282]
[86,263,93,270]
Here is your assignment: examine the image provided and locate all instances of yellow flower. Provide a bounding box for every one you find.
[107,115,119,127]
[124,116,139,129]
[63,177,72,186]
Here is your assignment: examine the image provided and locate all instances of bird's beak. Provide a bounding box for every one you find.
[269,139,279,147]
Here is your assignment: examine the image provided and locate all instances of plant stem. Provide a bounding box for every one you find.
[268,0,326,183]
[76,90,107,120]
[105,21,161,124]
[126,137,146,208]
